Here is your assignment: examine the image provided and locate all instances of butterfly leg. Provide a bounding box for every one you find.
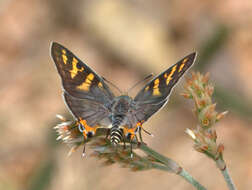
[142,127,154,137]
[122,135,127,149]
[130,140,133,158]
[78,123,86,157]
[82,144,86,157]
[105,128,110,139]
[135,133,139,145]
[138,127,143,143]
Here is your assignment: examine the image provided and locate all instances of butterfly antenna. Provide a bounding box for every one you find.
[127,73,153,94]
[102,77,123,94]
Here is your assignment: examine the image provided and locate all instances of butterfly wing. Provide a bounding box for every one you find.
[51,42,114,126]
[131,52,196,123]
[63,93,111,126]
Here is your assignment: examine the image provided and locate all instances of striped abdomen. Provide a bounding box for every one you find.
[110,115,124,145]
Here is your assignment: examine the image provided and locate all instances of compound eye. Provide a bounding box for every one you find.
[78,123,85,133]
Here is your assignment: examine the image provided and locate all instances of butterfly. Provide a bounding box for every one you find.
[51,42,196,147]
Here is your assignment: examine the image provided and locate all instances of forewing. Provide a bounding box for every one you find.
[51,42,114,103]
[133,52,196,122]
[51,42,114,125]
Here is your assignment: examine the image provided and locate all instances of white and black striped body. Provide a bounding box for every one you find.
[110,95,133,144]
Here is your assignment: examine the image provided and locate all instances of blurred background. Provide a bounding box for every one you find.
[0,0,251,189]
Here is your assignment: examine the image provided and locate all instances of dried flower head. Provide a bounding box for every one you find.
[183,72,228,160]
[54,115,181,173]
[54,115,84,156]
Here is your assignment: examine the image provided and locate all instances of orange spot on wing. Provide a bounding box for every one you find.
[153,78,161,96]
[178,58,188,72]
[77,73,95,91]
[165,65,177,85]
[145,86,150,91]
[87,73,94,81]
[179,63,185,72]
[62,55,67,64]
[98,82,103,88]
[61,49,68,64]
[183,58,188,64]
[70,57,84,79]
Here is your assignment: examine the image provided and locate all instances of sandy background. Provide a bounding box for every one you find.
[0,0,251,190]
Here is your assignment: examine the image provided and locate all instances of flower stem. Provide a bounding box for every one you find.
[179,169,207,190]
[140,144,207,190]
[216,159,237,190]
[140,143,180,172]
[221,167,237,190]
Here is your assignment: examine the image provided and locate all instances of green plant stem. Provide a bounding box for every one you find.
[140,144,207,190]
[179,169,206,190]
[221,167,237,190]
[140,143,180,172]
[216,159,237,190]
[151,163,172,172]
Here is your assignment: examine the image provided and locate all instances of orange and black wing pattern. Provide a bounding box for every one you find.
[51,42,114,102]
[132,52,196,122]
[51,42,114,126]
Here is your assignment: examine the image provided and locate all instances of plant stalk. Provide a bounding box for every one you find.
[216,159,237,190]
[140,144,207,190]
[179,169,207,190]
